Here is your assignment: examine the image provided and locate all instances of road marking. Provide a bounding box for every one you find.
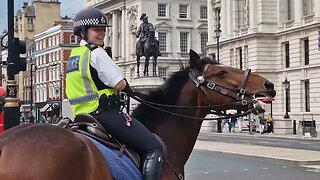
[282,166,287,168]
[243,169,249,171]
[224,170,229,173]
[262,167,269,170]
[186,174,190,176]
[204,172,209,174]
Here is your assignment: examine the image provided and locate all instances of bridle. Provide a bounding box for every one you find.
[188,64,257,107]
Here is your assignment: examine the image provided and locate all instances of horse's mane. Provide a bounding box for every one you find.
[132,57,218,130]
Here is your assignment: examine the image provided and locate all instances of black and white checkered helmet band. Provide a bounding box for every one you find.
[74,18,101,27]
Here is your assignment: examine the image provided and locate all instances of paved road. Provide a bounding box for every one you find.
[185,150,320,180]
[198,133,320,151]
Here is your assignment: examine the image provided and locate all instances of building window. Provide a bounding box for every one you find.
[230,49,234,67]
[70,35,76,44]
[243,45,248,69]
[52,36,56,46]
[234,0,249,29]
[237,47,243,69]
[180,32,188,53]
[304,38,309,65]
[200,6,207,19]
[158,67,167,79]
[158,32,167,52]
[56,35,60,44]
[200,33,208,52]
[158,4,167,17]
[284,42,290,68]
[303,0,314,16]
[179,5,188,19]
[304,79,310,112]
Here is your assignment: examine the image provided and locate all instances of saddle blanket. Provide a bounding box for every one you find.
[86,136,143,180]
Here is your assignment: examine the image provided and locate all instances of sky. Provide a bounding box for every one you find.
[0,0,86,33]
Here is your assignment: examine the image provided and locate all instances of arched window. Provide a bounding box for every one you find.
[56,34,59,45]
[48,37,52,47]
[70,34,77,44]
[52,36,56,46]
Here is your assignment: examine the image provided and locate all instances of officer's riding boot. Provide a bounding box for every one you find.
[142,150,164,180]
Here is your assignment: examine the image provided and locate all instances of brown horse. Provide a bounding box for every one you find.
[0,50,276,180]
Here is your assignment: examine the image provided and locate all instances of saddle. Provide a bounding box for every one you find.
[64,114,141,168]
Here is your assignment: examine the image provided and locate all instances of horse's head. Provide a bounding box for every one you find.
[187,49,276,112]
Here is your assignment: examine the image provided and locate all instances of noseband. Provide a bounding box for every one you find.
[188,64,256,106]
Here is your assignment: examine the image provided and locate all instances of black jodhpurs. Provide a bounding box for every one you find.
[94,108,163,158]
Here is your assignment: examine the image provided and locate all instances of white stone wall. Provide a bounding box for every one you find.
[206,0,320,133]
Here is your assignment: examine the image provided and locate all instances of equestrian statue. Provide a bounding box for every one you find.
[134,13,161,77]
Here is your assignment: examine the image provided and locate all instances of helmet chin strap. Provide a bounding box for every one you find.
[81,27,89,41]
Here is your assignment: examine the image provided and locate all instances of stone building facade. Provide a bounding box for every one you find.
[206,0,320,134]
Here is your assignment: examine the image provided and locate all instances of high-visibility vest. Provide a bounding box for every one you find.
[66,45,117,116]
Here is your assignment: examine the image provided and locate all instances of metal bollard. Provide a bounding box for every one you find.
[217,119,222,133]
[293,119,296,135]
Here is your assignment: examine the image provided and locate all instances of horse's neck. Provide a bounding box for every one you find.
[156,87,208,171]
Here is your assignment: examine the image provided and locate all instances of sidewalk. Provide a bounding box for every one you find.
[195,132,320,166]
[200,131,320,141]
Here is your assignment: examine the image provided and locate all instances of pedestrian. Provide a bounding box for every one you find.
[258,113,265,134]
[238,116,243,133]
[230,115,237,133]
[66,8,164,180]
[266,113,273,134]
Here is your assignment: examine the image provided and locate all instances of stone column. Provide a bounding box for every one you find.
[112,10,119,59]
[104,14,110,47]
[167,31,172,53]
[207,0,214,44]
[121,7,126,60]
[249,0,257,32]
[294,0,303,26]
[221,0,227,38]
[315,0,320,21]
[226,0,232,37]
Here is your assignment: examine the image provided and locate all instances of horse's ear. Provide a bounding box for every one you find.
[189,49,201,70]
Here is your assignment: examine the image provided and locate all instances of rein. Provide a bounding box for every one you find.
[130,94,253,120]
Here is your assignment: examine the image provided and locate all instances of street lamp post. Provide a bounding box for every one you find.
[215,26,222,133]
[30,63,36,123]
[283,77,290,119]
[59,73,63,118]
[214,27,222,63]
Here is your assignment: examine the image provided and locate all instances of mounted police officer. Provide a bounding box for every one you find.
[135,13,161,57]
[67,8,164,180]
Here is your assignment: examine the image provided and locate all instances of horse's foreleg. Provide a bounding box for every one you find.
[153,57,157,76]
[144,57,149,76]
[136,57,140,77]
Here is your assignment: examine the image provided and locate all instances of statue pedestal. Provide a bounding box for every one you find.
[131,76,164,94]
[129,76,164,111]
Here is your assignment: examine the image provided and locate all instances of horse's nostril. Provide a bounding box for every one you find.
[264,81,274,90]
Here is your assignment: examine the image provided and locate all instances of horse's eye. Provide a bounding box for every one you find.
[217,70,227,77]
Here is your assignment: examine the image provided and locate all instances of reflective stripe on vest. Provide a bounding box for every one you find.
[66,45,117,115]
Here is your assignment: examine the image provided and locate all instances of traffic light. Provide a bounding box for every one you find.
[13,37,27,74]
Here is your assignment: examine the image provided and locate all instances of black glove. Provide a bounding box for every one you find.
[122,78,134,95]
